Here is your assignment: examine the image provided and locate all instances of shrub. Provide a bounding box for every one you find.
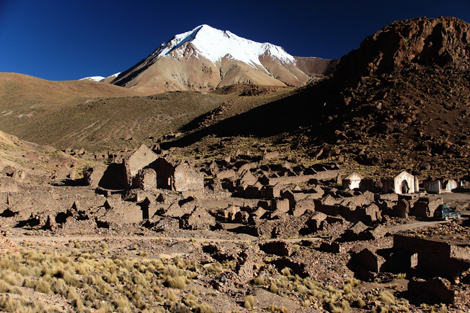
[98,301,114,313]
[269,282,278,294]
[112,294,131,312]
[396,273,406,279]
[280,268,291,276]
[131,270,148,286]
[0,280,10,293]
[9,287,22,295]
[66,286,80,301]
[253,276,264,286]
[170,302,191,313]
[51,278,68,296]
[244,295,255,310]
[195,302,215,313]
[379,290,396,304]
[35,279,51,294]
[166,289,178,302]
[167,275,187,290]
[22,277,34,288]
[355,298,366,308]
[2,274,20,286]
[296,284,307,293]
[72,298,84,310]
[268,305,289,313]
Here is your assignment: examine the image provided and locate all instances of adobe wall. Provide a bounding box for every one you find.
[424,180,441,194]
[394,235,470,278]
[451,245,470,261]
[394,172,416,194]
[394,235,451,258]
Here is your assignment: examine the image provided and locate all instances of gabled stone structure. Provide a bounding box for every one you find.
[424,178,460,194]
[123,144,159,188]
[381,171,418,194]
[342,172,363,190]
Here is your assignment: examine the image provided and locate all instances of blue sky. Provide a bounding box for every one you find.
[1,0,469,81]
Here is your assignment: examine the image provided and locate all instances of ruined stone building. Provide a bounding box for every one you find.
[381,171,418,194]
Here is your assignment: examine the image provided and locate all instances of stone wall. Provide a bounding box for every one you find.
[393,235,470,278]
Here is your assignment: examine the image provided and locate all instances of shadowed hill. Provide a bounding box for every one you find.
[0,74,294,151]
[166,17,470,177]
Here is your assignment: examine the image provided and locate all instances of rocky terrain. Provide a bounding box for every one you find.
[1,16,470,312]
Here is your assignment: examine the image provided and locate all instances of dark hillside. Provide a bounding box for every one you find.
[169,17,470,177]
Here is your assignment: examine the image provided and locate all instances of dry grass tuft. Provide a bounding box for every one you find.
[195,302,215,313]
[244,295,255,310]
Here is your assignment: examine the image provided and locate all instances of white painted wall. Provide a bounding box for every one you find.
[394,171,416,194]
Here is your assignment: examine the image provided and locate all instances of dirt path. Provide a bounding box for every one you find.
[386,219,449,233]
[7,233,322,244]
[7,235,252,243]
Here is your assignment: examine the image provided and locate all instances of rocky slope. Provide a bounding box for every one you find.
[111,25,337,94]
[164,17,470,178]
[321,16,470,175]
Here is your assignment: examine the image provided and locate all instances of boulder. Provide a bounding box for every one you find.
[216,170,238,180]
[222,205,240,221]
[234,211,250,224]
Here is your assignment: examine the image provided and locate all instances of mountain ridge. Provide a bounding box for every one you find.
[110,24,337,94]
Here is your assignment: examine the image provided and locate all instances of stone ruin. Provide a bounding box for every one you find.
[348,234,470,304]
[83,144,204,193]
[343,170,463,196]
[75,146,470,237]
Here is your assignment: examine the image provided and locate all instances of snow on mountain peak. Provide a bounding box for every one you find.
[154,24,296,67]
[79,76,105,82]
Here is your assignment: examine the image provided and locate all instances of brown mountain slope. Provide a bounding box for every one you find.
[0,72,142,114]
[0,72,141,100]
[0,72,294,151]
[294,56,339,78]
[334,16,470,87]
[110,47,314,94]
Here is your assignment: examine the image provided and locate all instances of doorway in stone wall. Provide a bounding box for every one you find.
[401,180,410,194]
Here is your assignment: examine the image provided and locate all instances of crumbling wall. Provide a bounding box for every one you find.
[393,235,470,278]
[171,161,204,192]
[123,145,158,188]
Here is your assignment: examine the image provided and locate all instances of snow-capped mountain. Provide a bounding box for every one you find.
[79,72,121,83]
[79,76,105,82]
[111,25,337,94]
[154,25,296,68]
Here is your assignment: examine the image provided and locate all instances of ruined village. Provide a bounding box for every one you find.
[2,15,470,313]
[1,140,470,312]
